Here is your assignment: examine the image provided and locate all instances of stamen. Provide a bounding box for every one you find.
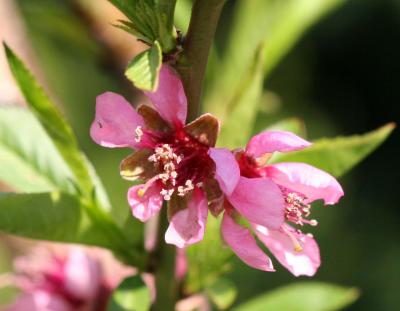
[284,192,317,227]
[160,188,174,201]
[282,226,303,252]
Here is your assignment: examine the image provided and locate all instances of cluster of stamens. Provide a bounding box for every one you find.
[146,144,201,201]
[281,191,318,252]
[284,192,318,227]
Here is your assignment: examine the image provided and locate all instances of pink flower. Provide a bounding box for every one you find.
[211,131,344,276]
[91,65,223,248]
[3,245,132,311]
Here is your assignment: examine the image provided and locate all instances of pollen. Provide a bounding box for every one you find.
[294,244,303,252]
[137,188,145,197]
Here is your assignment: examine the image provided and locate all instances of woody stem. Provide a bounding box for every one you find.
[151,206,177,311]
[175,0,227,122]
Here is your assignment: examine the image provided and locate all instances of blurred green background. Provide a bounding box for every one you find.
[1,0,399,310]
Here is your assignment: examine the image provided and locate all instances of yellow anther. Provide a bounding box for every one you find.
[137,188,146,197]
[294,244,303,253]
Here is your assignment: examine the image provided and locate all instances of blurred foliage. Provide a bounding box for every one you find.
[108,275,151,311]
[233,282,359,311]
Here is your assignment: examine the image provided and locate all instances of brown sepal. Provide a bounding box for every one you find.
[204,178,225,217]
[184,113,220,147]
[137,104,170,132]
[120,149,156,181]
[167,193,190,221]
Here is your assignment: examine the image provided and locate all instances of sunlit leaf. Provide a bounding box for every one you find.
[272,123,395,177]
[232,282,359,311]
[175,0,191,32]
[125,41,162,91]
[4,44,94,197]
[108,0,176,52]
[108,275,151,311]
[0,106,75,193]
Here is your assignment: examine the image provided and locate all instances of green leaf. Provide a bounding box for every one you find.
[205,0,347,120]
[108,275,151,311]
[0,106,75,193]
[186,215,232,293]
[174,0,191,32]
[217,45,265,148]
[232,282,359,311]
[206,278,238,310]
[125,41,162,92]
[0,191,144,267]
[272,123,395,177]
[0,192,112,249]
[3,44,93,197]
[265,117,307,138]
[108,0,176,52]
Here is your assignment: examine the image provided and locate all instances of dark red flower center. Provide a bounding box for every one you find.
[147,127,215,200]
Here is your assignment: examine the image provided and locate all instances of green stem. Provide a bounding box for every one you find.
[176,0,226,122]
[151,1,226,308]
[151,207,177,311]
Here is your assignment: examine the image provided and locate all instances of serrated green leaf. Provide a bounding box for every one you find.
[206,278,238,310]
[113,21,153,45]
[0,106,75,193]
[217,45,265,148]
[232,282,359,311]
[108,275,151,311]
[108,0,176,52]
[272,123,395,177]
[125,41,162,91]
[265,117,307,138]
[3,44,94,197]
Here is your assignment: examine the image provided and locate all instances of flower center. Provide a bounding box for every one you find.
[145,128,214,200]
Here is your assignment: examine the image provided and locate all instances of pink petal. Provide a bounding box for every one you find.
[144,65,187,126]
[246,131,311,157]
[165,189,208,248]
[5,291,71,311]
[128,184,163,222]
[264,162,344,204]
[64,248,101,301]
[208,148,240,196]
[90,92,145,148]
[221,213,274,271]
[228,177,285,230]
[254,224,320,277]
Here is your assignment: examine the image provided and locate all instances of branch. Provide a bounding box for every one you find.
[176,0,226,122]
